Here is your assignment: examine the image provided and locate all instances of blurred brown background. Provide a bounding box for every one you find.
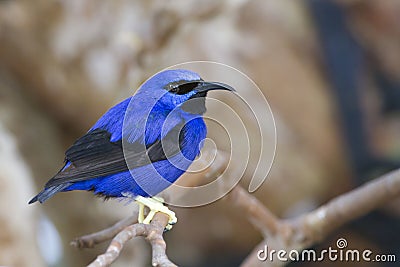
[1,0,399,266]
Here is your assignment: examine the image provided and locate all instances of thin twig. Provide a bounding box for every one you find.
[87,212,176,267]
[71,213,138,249]
[226,186,281,237]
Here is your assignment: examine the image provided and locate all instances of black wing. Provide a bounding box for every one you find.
[45,124,184,188]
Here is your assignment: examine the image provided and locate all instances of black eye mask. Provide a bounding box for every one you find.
[165,80,203,95]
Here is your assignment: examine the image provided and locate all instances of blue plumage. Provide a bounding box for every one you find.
[64,117,206,197]
[29,69,234,204]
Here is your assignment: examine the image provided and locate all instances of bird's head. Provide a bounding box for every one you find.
[138,69,235,114]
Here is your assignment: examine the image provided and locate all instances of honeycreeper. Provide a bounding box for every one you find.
[29,69,235,228]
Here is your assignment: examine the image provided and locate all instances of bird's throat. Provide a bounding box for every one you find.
[180,92,207,114]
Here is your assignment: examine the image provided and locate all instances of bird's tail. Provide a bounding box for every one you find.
[28,184,70,204]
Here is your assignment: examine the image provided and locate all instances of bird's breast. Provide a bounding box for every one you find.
[179,117,207,160]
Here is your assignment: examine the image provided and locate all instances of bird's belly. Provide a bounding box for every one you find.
[64,153,191,198]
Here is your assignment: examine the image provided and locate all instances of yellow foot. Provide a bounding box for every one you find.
[135,196,177,230]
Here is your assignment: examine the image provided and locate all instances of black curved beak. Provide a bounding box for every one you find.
[195,81,236,94]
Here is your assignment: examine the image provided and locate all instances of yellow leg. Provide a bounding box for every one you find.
[135,196,177,230]
[138,202,145,223]
[143,210,157,224]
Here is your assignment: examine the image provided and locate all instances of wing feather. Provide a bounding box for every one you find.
[45,123,184,188]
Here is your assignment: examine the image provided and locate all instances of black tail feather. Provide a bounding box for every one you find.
[28,184,70,204]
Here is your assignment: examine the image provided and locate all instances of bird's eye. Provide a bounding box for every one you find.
[168,84,179,93]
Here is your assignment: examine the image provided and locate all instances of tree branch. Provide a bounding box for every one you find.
[86,212,176,267]
[71,149,400,266]
[239,168,400,267]
[71,213,138,249]
[225,185,281,237]
[296,168,400,246]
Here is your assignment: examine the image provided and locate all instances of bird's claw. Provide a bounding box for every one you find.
[135,196,177,230]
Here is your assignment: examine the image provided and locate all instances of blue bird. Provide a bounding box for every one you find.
[29,69,235,228]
